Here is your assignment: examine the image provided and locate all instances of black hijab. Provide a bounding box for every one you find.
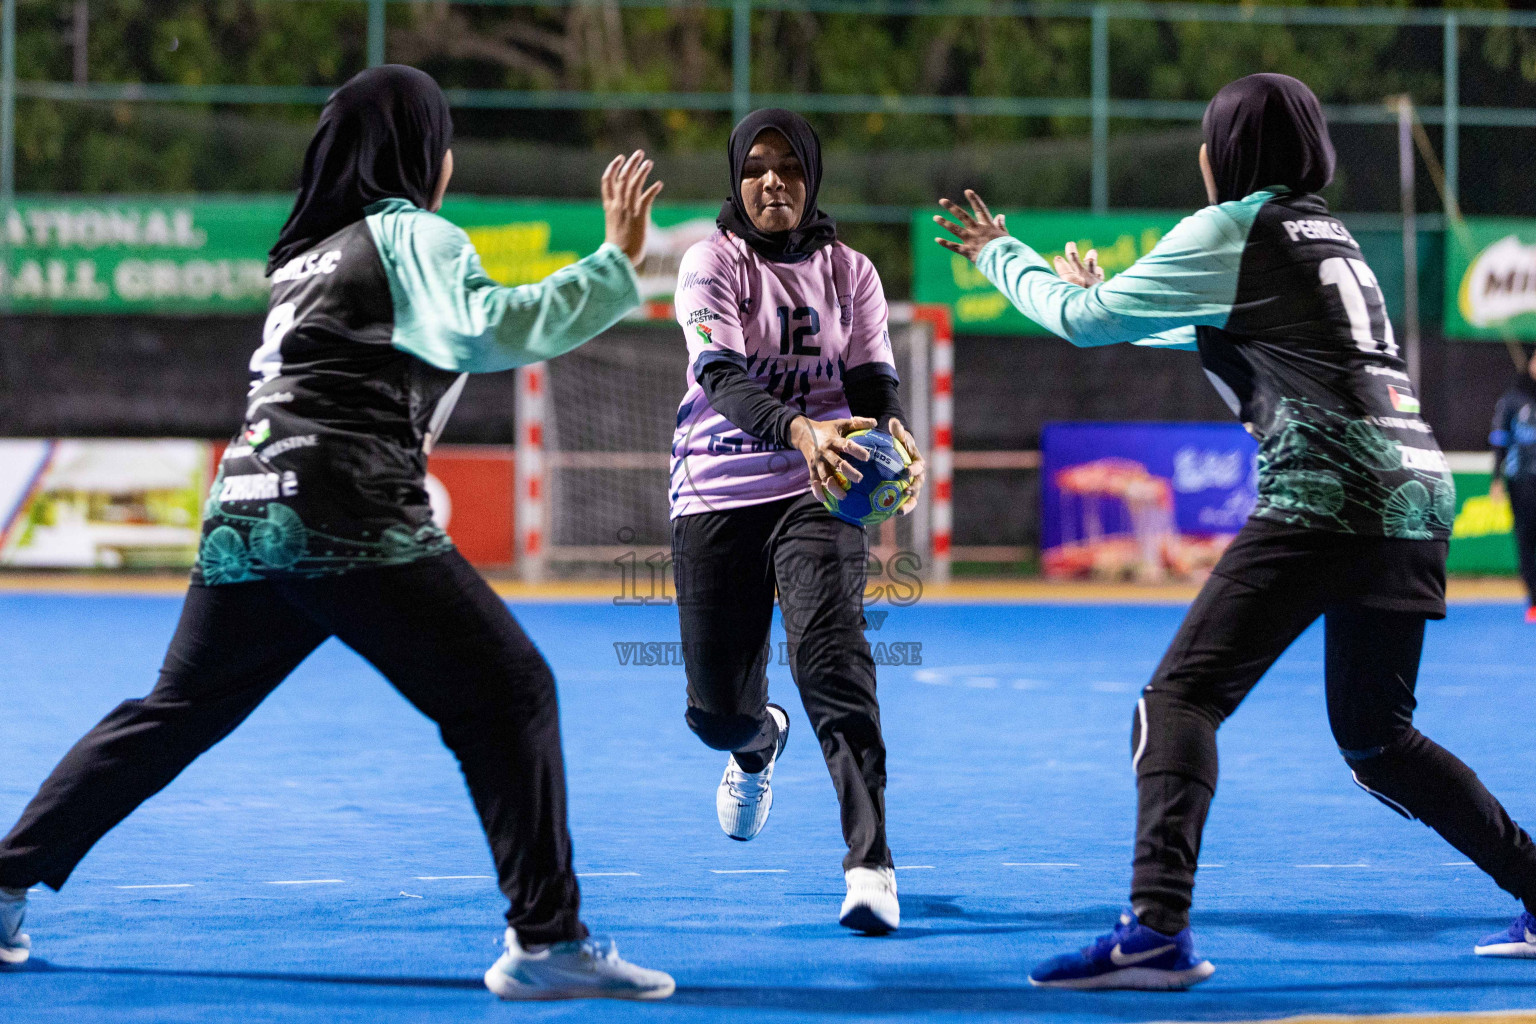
[1201,73,1335,204]
[268,65,453,273]
[1516,347,1536,399]
[717,109,837,263]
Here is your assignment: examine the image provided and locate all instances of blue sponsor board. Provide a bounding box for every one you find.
[1041,422,1258,578]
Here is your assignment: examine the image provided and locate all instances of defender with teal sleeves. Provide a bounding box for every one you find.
[977,188,1454,541]
[198,200,640,585]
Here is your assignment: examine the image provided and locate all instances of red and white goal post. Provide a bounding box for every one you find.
[515,302,953,587]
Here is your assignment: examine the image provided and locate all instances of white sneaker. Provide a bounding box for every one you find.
[716,704,790,841]
[840,866,899,934]
[1475,911,1536,957]
[0,887,29,966]
[483,929,675,1001]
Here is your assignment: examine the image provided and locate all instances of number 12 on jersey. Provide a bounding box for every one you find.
[1319,256,1398,358]
[777,305,821,356]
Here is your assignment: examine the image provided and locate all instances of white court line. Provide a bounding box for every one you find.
[710,869,787,874]
[415,875,493,881]
[266,879,345,886]
[1199,864,1226,869]
[1295,863,1371,869]
[1003,862,1080,868]
[896,865,935,870]
[578,872,640,878]
[114,883,194,890]
[1443,861,1475,866]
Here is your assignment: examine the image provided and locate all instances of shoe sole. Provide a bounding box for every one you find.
[1476,942,1536,958]
[484,969,675,1001]
[0,945,30,966]
[839,904,898,935]
[767,704,791,761]
[718,787,773,841]
[1029,961,1215,991]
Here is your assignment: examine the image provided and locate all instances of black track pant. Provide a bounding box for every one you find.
[673,493,891,871]
[0,550,585,946]
[1509,475,1536,605]
[1131,520,1536,935]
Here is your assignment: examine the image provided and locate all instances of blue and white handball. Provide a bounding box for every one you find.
[820,428,913,527]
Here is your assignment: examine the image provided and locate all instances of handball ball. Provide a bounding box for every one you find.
[820,428,913,527]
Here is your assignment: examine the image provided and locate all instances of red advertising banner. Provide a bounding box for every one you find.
[426,446,516,568]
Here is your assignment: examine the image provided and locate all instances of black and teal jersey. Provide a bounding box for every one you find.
[199,197,640,585]
[1490,378,1536,484]
[978,189,1453,540]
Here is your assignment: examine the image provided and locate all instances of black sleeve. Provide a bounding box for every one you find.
[843,362,907,431]
[697,357,800,449]
[1492,390,1515,484]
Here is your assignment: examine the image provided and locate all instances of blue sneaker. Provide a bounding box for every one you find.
[1029,911,1214,990]
[1476,911,1536,958]
[0,887,29,966]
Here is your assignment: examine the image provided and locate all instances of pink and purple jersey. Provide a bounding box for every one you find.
[670,229,894,518]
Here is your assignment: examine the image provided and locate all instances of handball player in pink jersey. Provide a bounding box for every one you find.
[668,109,925,934]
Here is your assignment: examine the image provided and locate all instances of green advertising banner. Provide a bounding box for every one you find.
[1,197,287,313]
[1447,469,1519,575]
[912,210,1185,335]
[0,196,719,315]
[1443,218,1536,340]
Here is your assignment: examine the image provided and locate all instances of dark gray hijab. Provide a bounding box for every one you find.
[1201,74,1335,204]
[269,65,453,273]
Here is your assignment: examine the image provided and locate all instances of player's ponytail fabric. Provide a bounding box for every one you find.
[1201,73,1335,204]
[718,108,837,264]
[269,64,453,273]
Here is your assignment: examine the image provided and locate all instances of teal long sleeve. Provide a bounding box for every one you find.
[366,197,641,373]
[973,195,1268,351]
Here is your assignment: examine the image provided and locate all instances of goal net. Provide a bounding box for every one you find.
[515,303,951,587]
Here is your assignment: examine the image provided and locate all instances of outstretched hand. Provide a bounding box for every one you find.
[602,150,665,265]
[1053,241,1104,287]
[934,189,1009,264]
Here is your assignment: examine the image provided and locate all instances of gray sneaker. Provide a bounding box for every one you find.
[484,929,674,1001]
[0,888,29,966]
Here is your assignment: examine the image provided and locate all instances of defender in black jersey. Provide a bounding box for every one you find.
[0,67,675,1000]
[1489,350,1536,617]
[938,73,1536,988]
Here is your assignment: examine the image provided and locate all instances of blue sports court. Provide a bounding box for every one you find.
[2,586,1534,1023]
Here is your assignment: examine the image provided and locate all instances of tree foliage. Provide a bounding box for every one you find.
[11,0,1534,193]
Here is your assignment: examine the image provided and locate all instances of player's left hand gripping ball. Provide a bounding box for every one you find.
[821,428,915,527]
